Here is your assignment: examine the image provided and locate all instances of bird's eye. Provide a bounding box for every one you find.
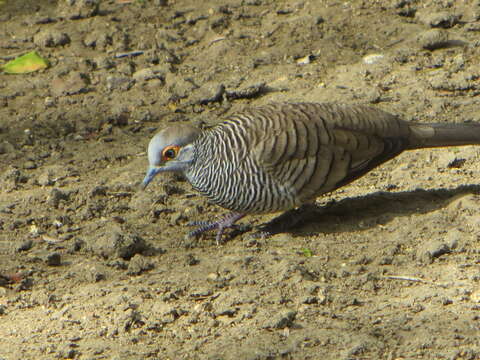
[162,146,178,160]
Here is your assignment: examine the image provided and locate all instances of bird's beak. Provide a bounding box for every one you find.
[140,166,162,190]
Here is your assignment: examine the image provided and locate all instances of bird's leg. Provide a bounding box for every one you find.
[188,212,246,245]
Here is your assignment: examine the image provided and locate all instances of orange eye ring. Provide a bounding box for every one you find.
[162,145,180,161]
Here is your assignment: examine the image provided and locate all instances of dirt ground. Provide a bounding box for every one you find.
[1,0,480,359]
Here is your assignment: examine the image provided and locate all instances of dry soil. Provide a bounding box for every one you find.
[1,0,480,359]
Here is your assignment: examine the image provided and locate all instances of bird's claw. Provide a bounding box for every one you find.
[186,213,246,245]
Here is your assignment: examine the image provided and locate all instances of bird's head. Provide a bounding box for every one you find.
[141,124,200,189]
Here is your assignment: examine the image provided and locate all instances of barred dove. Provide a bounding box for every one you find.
[142,103,480,242]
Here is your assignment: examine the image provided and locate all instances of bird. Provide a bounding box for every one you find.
[141,102,480,243]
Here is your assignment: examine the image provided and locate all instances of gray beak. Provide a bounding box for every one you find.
[141,166,162,190]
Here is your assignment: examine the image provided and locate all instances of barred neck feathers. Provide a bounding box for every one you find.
[185,120,248,201]
[184,115,296,214]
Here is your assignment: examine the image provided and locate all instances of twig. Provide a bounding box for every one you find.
[41,235,64,244]
[114,51,144,59]
[385,275,424,282]
[384,275,448,288]
[209,37,226,45]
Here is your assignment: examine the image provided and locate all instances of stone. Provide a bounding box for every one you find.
[23,160,36,170]
[17,240,33,252]
[127,254,154,275]
[48,188,69,208]
[263,310,297,329]
[89,225,147,260]
[56,0,99,20]
[437,151,466,169]
[363,54,385,64]
[417,11,460,29]
[46,252,62,266]
[106,76,134,92]
[416,29,449,50]
[51,72,89,97]
[0,141,15,154]
[132,68,164,82]
[33,30,70,48]
[417,239,451,263]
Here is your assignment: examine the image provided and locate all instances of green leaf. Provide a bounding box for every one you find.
[301,248,313,257]
[1,51,49,74]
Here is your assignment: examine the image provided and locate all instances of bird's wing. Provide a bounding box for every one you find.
[251,103,410,203]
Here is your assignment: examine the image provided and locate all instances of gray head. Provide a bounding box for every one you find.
[141,124,200,189]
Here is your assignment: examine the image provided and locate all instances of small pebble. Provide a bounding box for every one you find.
[302,296,319,304]
[51,72,89,97]
[46,252,62,266]
[471,289,480,303]
[215,306,237,317]
[437,152,466,169]
[16,277,33,291]
[106,76,134,92]
[126,254,154,275]
[417,11,460,29]
[296,55,313,65]
[363,54,385,64]
[190,287,213,298]
[206,272,219,282]
[17,239,33,252]
[56,0,100,20]
[263,310,297,329]
[440,297,453,306]
[0,141,14,154]
[416,29,449,50]
[44,97,55,107]
[86,268,106,283]
[23,161,36,170]
[33,30,70,47]
[37,171,54,186]
[185,254,199,266]
[89,227,147,260]
[48,188,69,208]
[417,239,451,264]
[92,56,115,70]
[132,68,160,82]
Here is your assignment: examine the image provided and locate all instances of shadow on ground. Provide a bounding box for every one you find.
[263,184,480,235]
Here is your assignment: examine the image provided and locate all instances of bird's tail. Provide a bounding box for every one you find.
[408,122,480,149]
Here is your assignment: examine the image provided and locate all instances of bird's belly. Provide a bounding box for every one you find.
[186,166,296,214]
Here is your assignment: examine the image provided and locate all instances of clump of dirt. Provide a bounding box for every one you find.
[1,0,480,359]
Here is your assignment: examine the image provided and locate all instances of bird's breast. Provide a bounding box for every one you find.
[185,148,295,214]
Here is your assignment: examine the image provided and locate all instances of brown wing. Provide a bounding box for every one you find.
[251,103,411,204]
